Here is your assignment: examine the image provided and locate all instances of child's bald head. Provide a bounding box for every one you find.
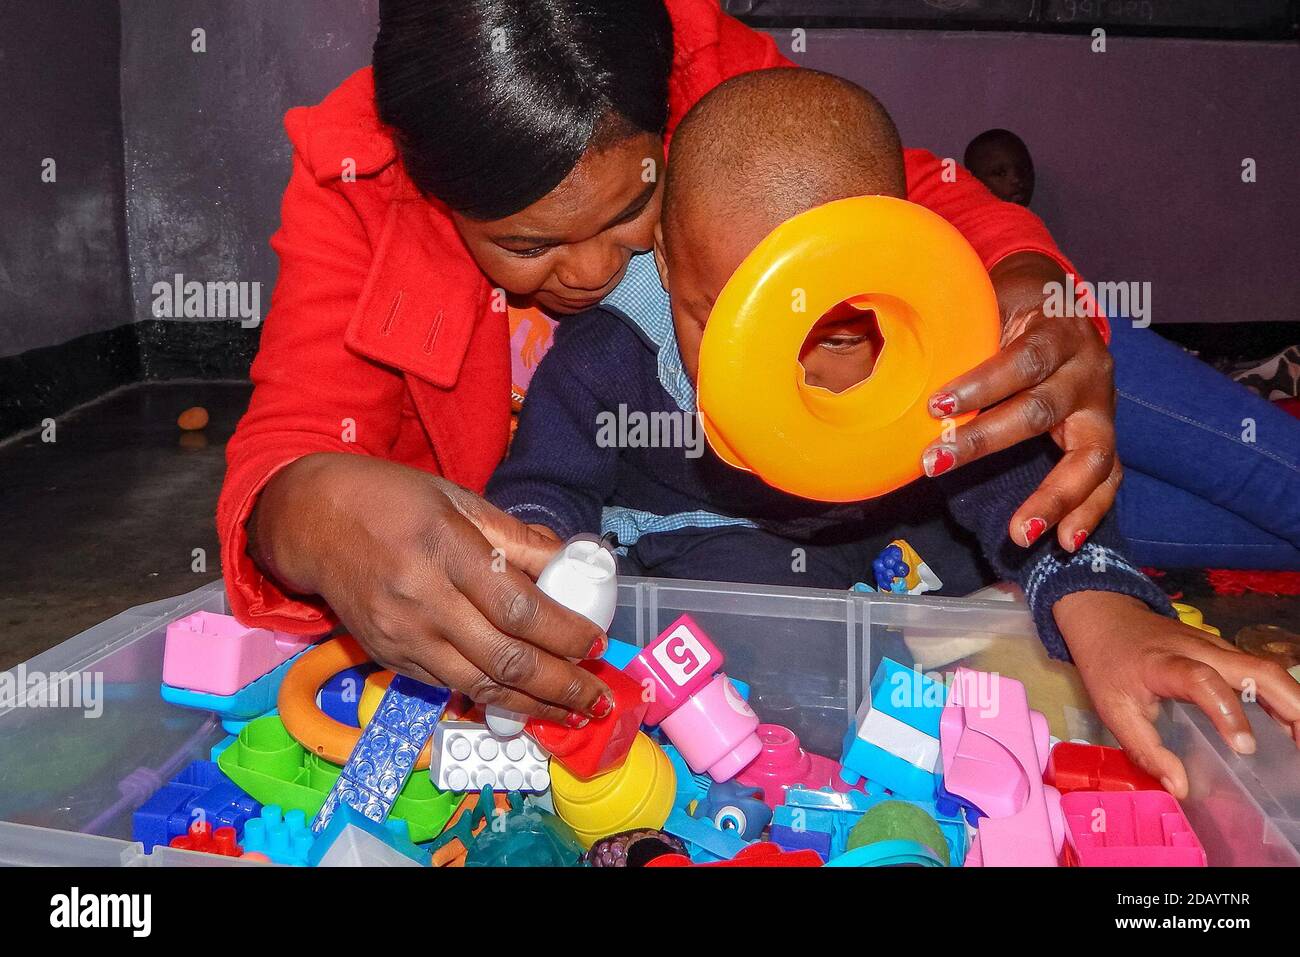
[654,68,905,389]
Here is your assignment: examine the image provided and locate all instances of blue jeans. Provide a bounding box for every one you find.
[1111,320,1300,569]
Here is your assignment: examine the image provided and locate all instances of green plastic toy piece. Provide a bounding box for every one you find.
[215,714,458,842]
[846,799,950,866]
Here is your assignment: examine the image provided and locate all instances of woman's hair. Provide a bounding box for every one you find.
[374,0,673,220]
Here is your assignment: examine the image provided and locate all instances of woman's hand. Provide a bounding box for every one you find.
[249,453,612,725]
[922,252,1120,551]
[1056,591,1300,798]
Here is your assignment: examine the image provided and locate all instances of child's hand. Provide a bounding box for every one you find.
[1055,591,1300,799]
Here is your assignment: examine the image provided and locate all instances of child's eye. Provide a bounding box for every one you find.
[506,245,553,259]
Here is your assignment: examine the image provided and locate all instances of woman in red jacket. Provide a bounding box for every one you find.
[225,0,1118,726]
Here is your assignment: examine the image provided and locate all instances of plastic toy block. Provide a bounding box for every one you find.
[602,637,641,672]
[242,805,315,866]
[1061,791,1206,867]
[624,614,725,726]
[162,650,303,733]
[1044,742,1163,795]
[526,659,648,779]
[769,786,873,861]
[163,610,319,696]
[311,674,452,834]
[308,805,429,867]
[737,723,852,808]
[647,842,822,868]
[168,821,242,857]
[940,668,1063,867]
[215,714,458,843]
[431,720,551,793]
[132,759,260,852]
[658,673,762,782]
[318,664,378,726]
[839,658,945,800]
[663,807,751,863]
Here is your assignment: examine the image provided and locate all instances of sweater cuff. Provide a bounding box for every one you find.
[1023,542,1177,660]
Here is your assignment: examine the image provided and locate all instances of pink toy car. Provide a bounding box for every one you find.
[162,611,319,696]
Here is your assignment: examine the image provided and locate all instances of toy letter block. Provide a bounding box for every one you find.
[164,610,317,696]
[527,660,648,780]
[624,614,724,726]
[658,673,762,782]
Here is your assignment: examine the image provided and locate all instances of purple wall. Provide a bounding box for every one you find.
[780,29,1299,325]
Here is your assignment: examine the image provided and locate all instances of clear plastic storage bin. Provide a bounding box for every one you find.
[1,578,1296,866]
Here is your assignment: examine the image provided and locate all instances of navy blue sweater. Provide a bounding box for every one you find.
[487,303,1175,659]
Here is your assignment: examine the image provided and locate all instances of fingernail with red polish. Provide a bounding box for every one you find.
[591,692,614,719]
[929,392,957,418]
[564,712,589,729]
[1071,529,1089,551]
[922,446,956,478]
[585,636,607,659]
[1023,517,1047,545]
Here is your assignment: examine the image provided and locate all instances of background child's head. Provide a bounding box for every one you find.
[964,128,1035,206]
[654,68,905,394]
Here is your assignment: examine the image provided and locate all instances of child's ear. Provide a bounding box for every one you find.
[652,221,670,293]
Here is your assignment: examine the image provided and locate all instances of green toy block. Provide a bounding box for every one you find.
[215,714,458,843]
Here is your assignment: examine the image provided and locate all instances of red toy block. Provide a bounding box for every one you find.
[1044,742,1162,795]
[647,843,823,868]
[168,821,243,857]
[526,660,649,780]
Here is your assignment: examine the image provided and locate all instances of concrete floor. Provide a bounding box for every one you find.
[0,381,251,670]
[0,380,1295,672]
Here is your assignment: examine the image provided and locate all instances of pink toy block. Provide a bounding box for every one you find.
[659,673,762,782]
[162,611,318,696]
[624,614,725,726]
[1061,791,1206,867]
[940,668,1064,867]
[737,724,862,809]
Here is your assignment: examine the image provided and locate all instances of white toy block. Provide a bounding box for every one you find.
[856,707,941,772]
[431,720,551,793]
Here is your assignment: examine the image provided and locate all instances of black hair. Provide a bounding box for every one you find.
[963,128,1031,168]
[373,0,673,220]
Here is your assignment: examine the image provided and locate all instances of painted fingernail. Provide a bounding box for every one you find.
[591,691,614,719]
[922,446,956,477]
[1023,517,1047,545]
[564,712,589,729]
[585,636,607,659]
[929,392,957,417]
[1159,777,1176,795]
[1071,529,1089,551]
[1232,732,1257,755]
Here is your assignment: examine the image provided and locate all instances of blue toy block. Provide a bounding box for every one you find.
[132,760,261,852]
[603,637,640,671]
[161,649,305,732]
[307,805,429,867]
[318,664,378,726]
[867,657,945,737]
[311,674,451,834]
[663,808,750,863]
[770,811,834,860]
[243,805,315,866]
[839,657,945,799]
[840,730,939,801]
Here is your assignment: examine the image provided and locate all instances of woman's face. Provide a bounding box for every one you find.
[452,132,665,315]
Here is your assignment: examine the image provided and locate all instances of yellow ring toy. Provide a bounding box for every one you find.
[276,636,434,768]
[697,195,1000,502]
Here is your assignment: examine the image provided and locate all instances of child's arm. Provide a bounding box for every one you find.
[485,316,623,539]
[1055,591,1300,798]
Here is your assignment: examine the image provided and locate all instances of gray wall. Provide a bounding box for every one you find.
[119,0,378,324]
[0,0,132,357]
[783,28,1299,326]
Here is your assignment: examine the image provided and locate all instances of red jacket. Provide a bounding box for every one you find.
[219,0,1086,633]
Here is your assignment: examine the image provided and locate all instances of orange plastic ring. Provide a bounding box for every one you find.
[276,635,433,768]
[698,196,1000,502]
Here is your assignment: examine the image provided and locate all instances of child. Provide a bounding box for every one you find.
[487,69,1300,795]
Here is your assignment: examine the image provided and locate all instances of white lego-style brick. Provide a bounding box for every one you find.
[431,720,551,793]
[856,707,941,772]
